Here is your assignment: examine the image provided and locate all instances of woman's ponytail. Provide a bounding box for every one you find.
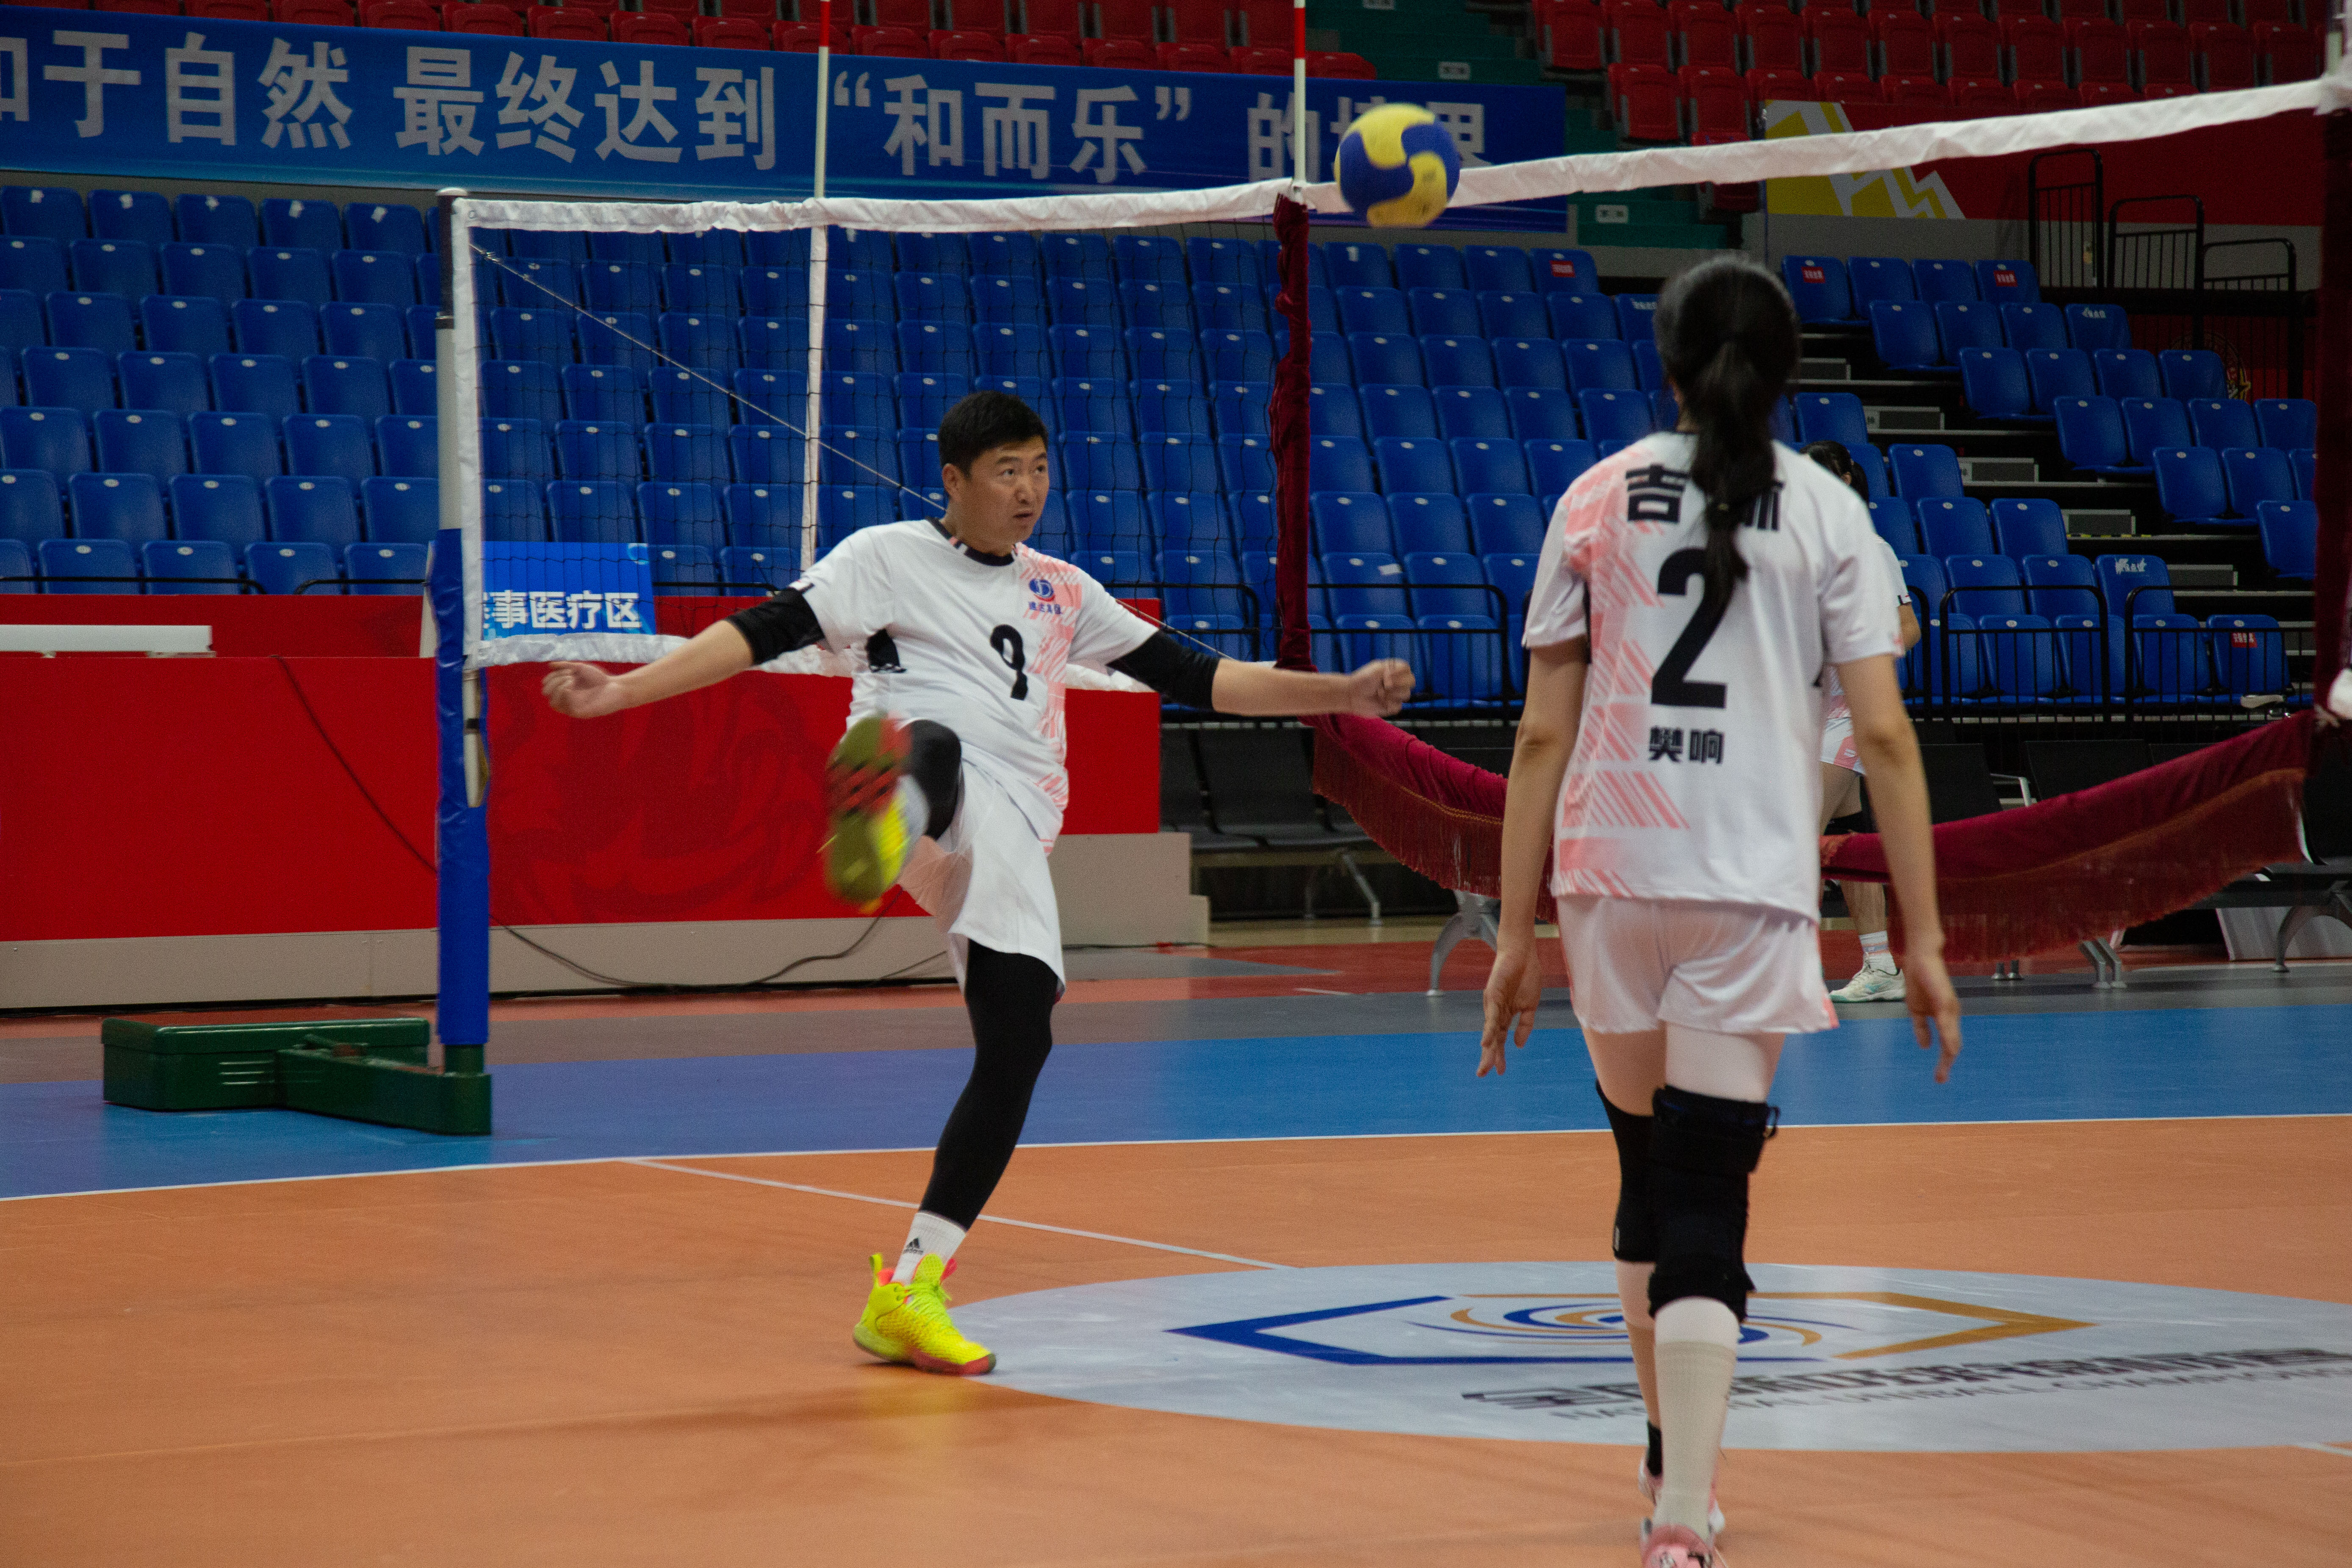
[1655,259,1802,615]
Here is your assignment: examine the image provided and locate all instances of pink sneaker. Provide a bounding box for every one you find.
[1637,1456,1726,1539]
[1641,1522,1724,1568]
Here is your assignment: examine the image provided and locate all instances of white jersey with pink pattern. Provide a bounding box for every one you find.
[1819,534,1913,773]
[795,519,1156,849]
[1523,433,1903,920]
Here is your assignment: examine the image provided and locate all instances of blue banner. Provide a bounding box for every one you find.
[0,7,1565,226]
[481,541,652,644]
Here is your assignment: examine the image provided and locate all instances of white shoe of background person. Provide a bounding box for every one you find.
[1830,964,1905,1003]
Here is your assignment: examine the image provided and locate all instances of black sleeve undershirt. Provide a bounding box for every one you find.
[726,587,825,666]
[1109,629,1222,710]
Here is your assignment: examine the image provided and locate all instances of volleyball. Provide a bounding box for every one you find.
[1333,103,1461,230]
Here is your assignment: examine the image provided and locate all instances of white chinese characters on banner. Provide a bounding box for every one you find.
[0,38,27,125]
[880,75,964,177]
[397,46,486,157]
[165,32,234,145]
[44,30,139,139]
[1245,90,1317,183]
[1070,86,1144,185]
[484,587,645,637]
[493,52,583,162]
[693,65,776,169]
[977,82,1051,180]
[1429,101,1488,166]
[258,37,353,150]
[593,58,679,162]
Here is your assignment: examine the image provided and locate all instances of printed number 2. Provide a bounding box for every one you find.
[990,624,1029,701]
[1650,548,1729,709]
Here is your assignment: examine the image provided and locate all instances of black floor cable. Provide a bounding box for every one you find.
[272,656,945,992]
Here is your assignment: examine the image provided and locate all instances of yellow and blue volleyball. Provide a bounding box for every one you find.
[1333,104,1461,230]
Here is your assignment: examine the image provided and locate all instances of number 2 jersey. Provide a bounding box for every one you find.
[794,519,1158,850]
[1523,433,1903,920]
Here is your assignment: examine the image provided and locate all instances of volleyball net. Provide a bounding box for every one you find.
[428,64,2352,1033]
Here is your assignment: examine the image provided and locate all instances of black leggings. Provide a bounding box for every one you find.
[917,940,1060,1230]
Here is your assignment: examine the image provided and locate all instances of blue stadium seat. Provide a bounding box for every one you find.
[1780,255,1852,323]
[1141,436,1219,495]
[1202,329,1275,384]
[1526,438,1596,497]
[817,368,894,427]
[1505,387,1579,441]
[1477,291,1549,339]
[1324,553,1410,625]
[0,236,68,295]
[301,355,391,422]
[720,483,793,548]
[657,311,738,374]
[1976,258,2039,305]
[1055,377,1133,435]
[1194,282,1267,333]
[1187,236,1259,286]
[138,294,230,358]
[1934,301,2001,360]
[346,540,429,595]
[735,316,808,372]
[970,231,1040,280]
[1306,384,1363,440]
[228,299,318,360]
[1457,245,1531,294]
[1889,443,1963,499]
[1111,234,1182,284]
[2091,348,2160,400]
[1388,244,1463,292]
[897,370,968,429]
[1483,338,1560,393]
[1126,327,1202,385]
[1059,431,1142,490]
[1452,437,1529,495]
[579,312,655,373]
[493,257,579,309]
[1578,390,1650,446]
[345,202,428,255]
[0,468,62,546]
[1322,241,1393,290]
[1404,288,1479,338]
[2255,499,2317,580]
[1900,551,1950,621]
[1053,324,1128,379]
[2020,552,2101,621]
[70,239,155,299]
[2187,396,2258,450]
[1215,435,1274,493]
[1868,496,1919,555]
[1868,300,1943,373]
[1542,291,1615,342]
[1400,549,1488,618]
[826,272,895,323]
[187,410,281,483]
[66,471,168,545]
[1912,258,1978,304]
[1046,276,1118,327]
[1121,280,1191,330]
[2130,612,2210,705]
[0,406,91,481]
[1848,256,1915,308]
[158,242,247,307]
[376,415,438,479]
[172,191,255,245]
[1630,339,1667,393]
[900,320,978,380]
[971,274,1046,328]
[2157,349,2225,401]
[1945,553,2026,617]
[2152,446,2231,524]
[555,420,642,482]
[1212,380,1272,438]
[258,198,341,252]
[1615,295,1659,341]
[1563,339,1638,394]
[1367,435,1447,495]
[1384,492,1470,557]
[2052,396,2142,476]
[1917,496,1994,557]
[1989,497,2066,558]
[1036,233,1111,282]
[1311,492,1393,555]
[468,360,560,426]
[318,302,405,364]
[2063,303,2129,351]
[1999,302,2066,352]
[1310,435,1377,493]
[727,424,803,486]
[1158,546,1249,621]
[2119,396,2190,466]
[1063,490,1146,556]
[1150,493,1223,551]
[2221,447,2294,518]
[2094,552,2172,619]
[890,273,972,329]
[1342,333,1417,387]
[1137,380,1213,439]
[266,474,360,549]
[1469,493,1546,557]
[2023,347,2094,414]
[814,424,895,488]
[488,307,573,366]
[22,347,114,415]
[474,479,541,543]
[285,414,374,484]
[242,539,338,594]
[583,261,657,314]
[359,476,438,546]
[719,544,793,591]
[0,535,28,591]
[1793,391,1870,449]
[91,408,186,481]
[41,535,136,593]
[2291,445,2317,499]
[1958,348,2032,423]
[480,417,553,483]
[2206,613,2286,701]
[2253,397,2315,451]
[549,480,640,545]
[1334,286,1409,337]
[1842,441,1888,500]
[648,367,731,427]
[247,247,333,307]
[332,249,418,307]
[2,186,85,244]
[1360,384,1438,440]
[1432,386,1510,440]
[738,266,806,319]
[137,538,235,595]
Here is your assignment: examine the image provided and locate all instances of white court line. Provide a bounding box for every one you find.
[2297,1442,2352,1459]
[627,1157,1286,1269]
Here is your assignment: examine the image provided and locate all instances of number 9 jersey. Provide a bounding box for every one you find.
[1524,433,1902,920]
[793,519,1158,850]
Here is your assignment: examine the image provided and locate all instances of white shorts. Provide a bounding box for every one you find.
[1559,895,1838,1037]
[896,762,1065,992]
[1820,698,1862,774]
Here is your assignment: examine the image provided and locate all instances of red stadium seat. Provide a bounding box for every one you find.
[2177,0,2231,22]
[1879,74,1947,104]
[694,15,770,43]
[2238,0,2293,21]
[2013,78,2078,107]
[1609,0,1675,68]
[1239,0,1290,47]
[2192,20,2255,87]
[1229,44,1291,71]
[932,26,1006,55]
[1538,0,1606,70]
[1803,7,1868,75]
[2254,19,2320,81]
[2112,0,2168,23]
[2130,20,2193,88]
[95,0,181,13]
[1608,61,1681,140]
[1167,0,1228,42]
[1082,35,1156,63]
[187,0,271,17]
[1746,66,1813,101]
[445,2,522,30]
[639,0,696,13]
[1812,69,1878,101]
[2067,18,2129,81]
[1674,1,1740,69]
[1096,0,1155,38]
[1873,8,1935,78]
[853,22,931,50]
[362,0,440,25]
[531,5,608,37]
[1936,11,2002,80]
[870,0,932,26]
[714,0,775,17]
[2004,17,2065,81]
[1985,0,2047,20]
[1680,65,1752,142]
[1949,76,2012,107]
[2077,79,2140,102]
[1158,40,1230,68]
[2050,0,2106,18]
[941,0,1004,31]
[1018,0,1082,37]
[615,9,688,39]
[1306,48,1375,76]
[273,0,353,22]
[1008,30,1079,59]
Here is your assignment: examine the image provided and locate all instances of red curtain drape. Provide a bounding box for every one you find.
[1270,195,1315,672]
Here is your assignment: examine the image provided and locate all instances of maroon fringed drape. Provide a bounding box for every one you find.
[1269,195,1315,672]
[2316,112,2350,712]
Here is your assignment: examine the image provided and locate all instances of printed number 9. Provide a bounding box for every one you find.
[990,624,1029,701]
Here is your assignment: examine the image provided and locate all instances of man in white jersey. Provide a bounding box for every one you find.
[1474,259,1961,1568]
[541,391,1413,1377]
[1801,440,1921,1003]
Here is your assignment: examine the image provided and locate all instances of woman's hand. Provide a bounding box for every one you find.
[1478,941,1545,1076]
[543,662,632,719]
[1906,947,1963,1083]
[1346,659,1415,716]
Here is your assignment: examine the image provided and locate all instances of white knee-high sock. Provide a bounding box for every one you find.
[892,1211,966,1283]
[894,775,932,844]
[1616,1260,1661,1433]
[1652,1296,1740,1540]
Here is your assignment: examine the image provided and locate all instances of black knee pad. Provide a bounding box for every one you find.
[903,720,963,839]
[1598,1086,1657,1263]
[1646,1085,1777,1321]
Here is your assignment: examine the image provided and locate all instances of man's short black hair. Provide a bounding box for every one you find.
[938,391,1049,471]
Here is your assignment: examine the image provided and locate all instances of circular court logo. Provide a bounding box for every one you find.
[956,1263,2352,1452]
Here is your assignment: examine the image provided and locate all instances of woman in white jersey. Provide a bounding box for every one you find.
[1800,440,1922,1004]
[1476,259,1963,1568]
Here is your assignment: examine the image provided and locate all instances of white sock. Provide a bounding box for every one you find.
[1652,1297,1740,1540]
[1860,930,1897,972]
[892,1211,966,1283]
[893,775,931,843]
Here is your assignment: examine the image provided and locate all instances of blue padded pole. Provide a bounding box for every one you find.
[434,188,490,1074]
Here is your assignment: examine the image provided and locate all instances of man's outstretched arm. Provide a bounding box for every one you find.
[1107,631,1414,717]
[544,585,825,719]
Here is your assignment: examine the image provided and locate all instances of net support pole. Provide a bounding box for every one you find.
[1292,0,1308,185]
[803,21,833,571]
[1269,194,1315,670]
[432,187,489,1072]
[2316,109,2350,718]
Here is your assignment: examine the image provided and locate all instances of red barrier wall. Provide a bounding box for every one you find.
[0,659,1158,942]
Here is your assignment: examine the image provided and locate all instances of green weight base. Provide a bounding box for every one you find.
[102,1016,490,1136]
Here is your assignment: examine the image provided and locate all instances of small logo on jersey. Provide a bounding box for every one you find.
[1648,726,1726,765]
[1029,577,1055,599]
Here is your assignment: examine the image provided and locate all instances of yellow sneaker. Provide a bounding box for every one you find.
[852,1252,996,1376]
[823,714,911,907]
